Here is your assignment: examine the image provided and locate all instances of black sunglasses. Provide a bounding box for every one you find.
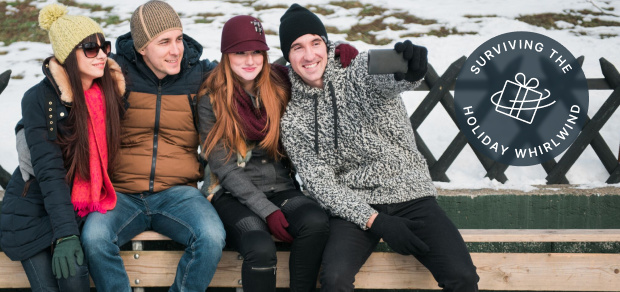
[77,41,112,58]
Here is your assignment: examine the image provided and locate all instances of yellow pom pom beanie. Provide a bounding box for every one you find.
[39,3,104,64]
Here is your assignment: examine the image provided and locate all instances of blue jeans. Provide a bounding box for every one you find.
[21,247,90,292]
[81,186,226,292]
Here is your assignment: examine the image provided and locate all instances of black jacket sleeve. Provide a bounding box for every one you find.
[22,83,79,241]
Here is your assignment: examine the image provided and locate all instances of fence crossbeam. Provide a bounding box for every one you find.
[546,58,620,184]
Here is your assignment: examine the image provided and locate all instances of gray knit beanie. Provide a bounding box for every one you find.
[130,0,183,52]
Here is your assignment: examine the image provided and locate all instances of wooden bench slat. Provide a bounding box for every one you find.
[3,229,619,289]
[121,251,620,290]
[3,251,620,290]
[0,253,30,288]
[132,229,620,243]
[459,229,620,242]
[132,231,171,241]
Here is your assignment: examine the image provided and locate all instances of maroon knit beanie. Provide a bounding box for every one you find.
[221,15,269,53]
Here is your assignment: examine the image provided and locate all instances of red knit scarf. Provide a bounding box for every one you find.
[71,82,116,217]
[234,85,268,141]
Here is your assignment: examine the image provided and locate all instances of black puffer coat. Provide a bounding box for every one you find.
[0,57,125,261]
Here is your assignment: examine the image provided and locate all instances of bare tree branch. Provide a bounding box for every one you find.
[587,0,620,17]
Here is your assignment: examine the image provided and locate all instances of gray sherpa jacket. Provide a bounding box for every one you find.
[280,42,437,230]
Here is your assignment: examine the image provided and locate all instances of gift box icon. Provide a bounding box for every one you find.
[490,73,555,124]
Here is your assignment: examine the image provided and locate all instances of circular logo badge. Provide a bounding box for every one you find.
[454,31,589,166]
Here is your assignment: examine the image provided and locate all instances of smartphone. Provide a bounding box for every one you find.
[367,49,408,75]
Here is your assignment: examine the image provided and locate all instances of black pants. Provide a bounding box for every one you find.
[320,196,479,292]
[21,247,90,292]
[212,189,329,292]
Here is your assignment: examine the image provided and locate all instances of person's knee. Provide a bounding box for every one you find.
[190,204,226,251]
[81,216,115,255]
[193,222,227,253]
[284,198,329,235]
[58,258,90,292]
[446,265,479,288]
[459,266,479,287]
[240,230,277,266]
[298,209,329,236]
[73,260,90,281]
[320,266,355,291]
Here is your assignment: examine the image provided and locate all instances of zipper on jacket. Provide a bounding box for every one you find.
[313,94,319,155]
[149,81,163,192]
[328,82,339,151]
[280,199,289,208]
[251,265,277,275]
[187,94,199,133]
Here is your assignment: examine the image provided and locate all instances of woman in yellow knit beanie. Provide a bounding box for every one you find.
[0,4,126,291]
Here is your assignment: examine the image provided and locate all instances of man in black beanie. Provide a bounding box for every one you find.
[279,4,479,291]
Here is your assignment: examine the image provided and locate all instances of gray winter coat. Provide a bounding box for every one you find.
[197,90,297,220]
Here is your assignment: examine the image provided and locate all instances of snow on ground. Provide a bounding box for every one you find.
[1,0,620,190]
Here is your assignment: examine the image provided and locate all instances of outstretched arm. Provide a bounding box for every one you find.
[347,41,427,98]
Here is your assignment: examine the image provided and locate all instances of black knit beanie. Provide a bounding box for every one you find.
[279,4,328,62]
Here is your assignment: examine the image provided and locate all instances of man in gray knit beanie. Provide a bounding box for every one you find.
[130,0,183,52]
[129,0,185,78]
[79,1,226,291]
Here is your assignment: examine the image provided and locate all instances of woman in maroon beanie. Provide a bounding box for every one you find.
[196,15,357,292]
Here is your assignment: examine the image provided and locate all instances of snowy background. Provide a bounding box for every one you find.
[1,0,620,191]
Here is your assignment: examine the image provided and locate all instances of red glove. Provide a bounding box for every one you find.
[266,210,294,243]
[335,43,359,68]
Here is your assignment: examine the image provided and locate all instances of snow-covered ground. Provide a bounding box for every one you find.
[2,0,620,190]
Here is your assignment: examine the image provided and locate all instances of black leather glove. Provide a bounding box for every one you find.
[393,40,428,82]
[369,213,429,256]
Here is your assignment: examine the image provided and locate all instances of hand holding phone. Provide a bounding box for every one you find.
[368,49,409,75]
[368,41,428,82]
[394,40,428,82]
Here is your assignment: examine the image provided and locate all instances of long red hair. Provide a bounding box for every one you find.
[198,51,290,160]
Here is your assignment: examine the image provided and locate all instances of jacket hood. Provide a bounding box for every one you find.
[116,31,204,69]
[42,57,125,105]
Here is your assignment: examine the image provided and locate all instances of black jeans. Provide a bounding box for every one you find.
[212,189,329,292]
[320,196,479,292]
[20,247,90,292]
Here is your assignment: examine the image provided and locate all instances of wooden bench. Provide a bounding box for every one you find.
[1,229,619,291]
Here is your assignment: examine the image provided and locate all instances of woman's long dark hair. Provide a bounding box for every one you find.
[56,33,124,183]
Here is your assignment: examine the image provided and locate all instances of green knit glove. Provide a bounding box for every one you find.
[51,235,84,279]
